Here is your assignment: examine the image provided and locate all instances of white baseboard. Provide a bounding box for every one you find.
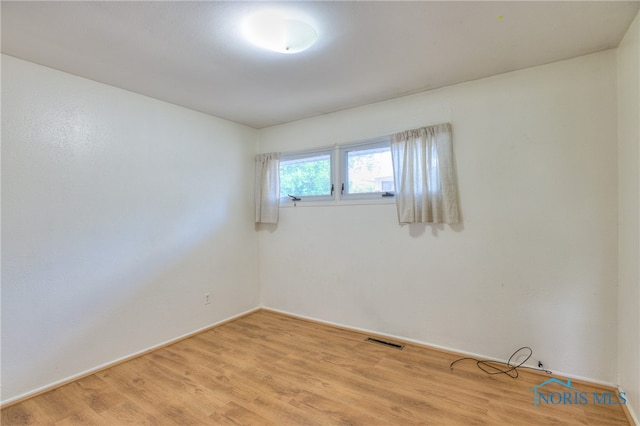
[261,306,619,390]
[0,307,261,407]
[618,385,640,426]
[3,304,628,416]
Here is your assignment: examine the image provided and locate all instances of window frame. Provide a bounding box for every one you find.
[278,148,335,205]
[339,137,395,201]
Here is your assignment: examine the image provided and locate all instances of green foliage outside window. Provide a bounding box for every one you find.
[280,155,331,198]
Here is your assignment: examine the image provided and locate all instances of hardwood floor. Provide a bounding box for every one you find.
[1,310,632,425]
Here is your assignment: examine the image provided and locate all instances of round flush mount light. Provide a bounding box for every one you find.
[242,10,317,54]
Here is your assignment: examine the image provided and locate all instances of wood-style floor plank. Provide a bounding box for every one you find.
[1,310,631,425]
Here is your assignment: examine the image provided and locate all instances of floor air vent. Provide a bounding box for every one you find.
[365,337,404,350]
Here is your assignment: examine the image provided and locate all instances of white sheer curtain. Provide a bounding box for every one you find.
[255,152,281,224]
[390,123,460,224]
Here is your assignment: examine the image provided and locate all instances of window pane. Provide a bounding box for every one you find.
[346,147,394,194]
[280,154,331,198]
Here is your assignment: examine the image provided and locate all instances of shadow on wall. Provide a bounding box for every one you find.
[255,215,465,237]
[1,201,232,403]
[407,221,465,237]
[255,222,278,233]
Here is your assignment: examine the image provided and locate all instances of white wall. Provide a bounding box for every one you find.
[1,55,259,403]
[618,11,640,421]
[258,51,620,384]
[1,36,632,409]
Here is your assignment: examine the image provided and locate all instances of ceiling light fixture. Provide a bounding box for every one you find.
[242,10,317,54]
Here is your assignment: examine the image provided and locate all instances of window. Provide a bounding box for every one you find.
[340,139,394,200]
[278,138,395,205]
[279,149,333,202]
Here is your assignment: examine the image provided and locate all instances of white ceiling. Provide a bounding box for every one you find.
[2,1,639,129]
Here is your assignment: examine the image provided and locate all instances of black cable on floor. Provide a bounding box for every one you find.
[449,346,552,378]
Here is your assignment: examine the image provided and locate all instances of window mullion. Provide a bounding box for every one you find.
[278,137,394,206]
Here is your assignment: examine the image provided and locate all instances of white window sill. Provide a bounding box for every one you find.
[280,198,396,208]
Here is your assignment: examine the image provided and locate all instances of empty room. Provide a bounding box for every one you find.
[1,1,639,425]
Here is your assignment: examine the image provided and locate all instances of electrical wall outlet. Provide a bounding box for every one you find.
[204,292,211,305]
